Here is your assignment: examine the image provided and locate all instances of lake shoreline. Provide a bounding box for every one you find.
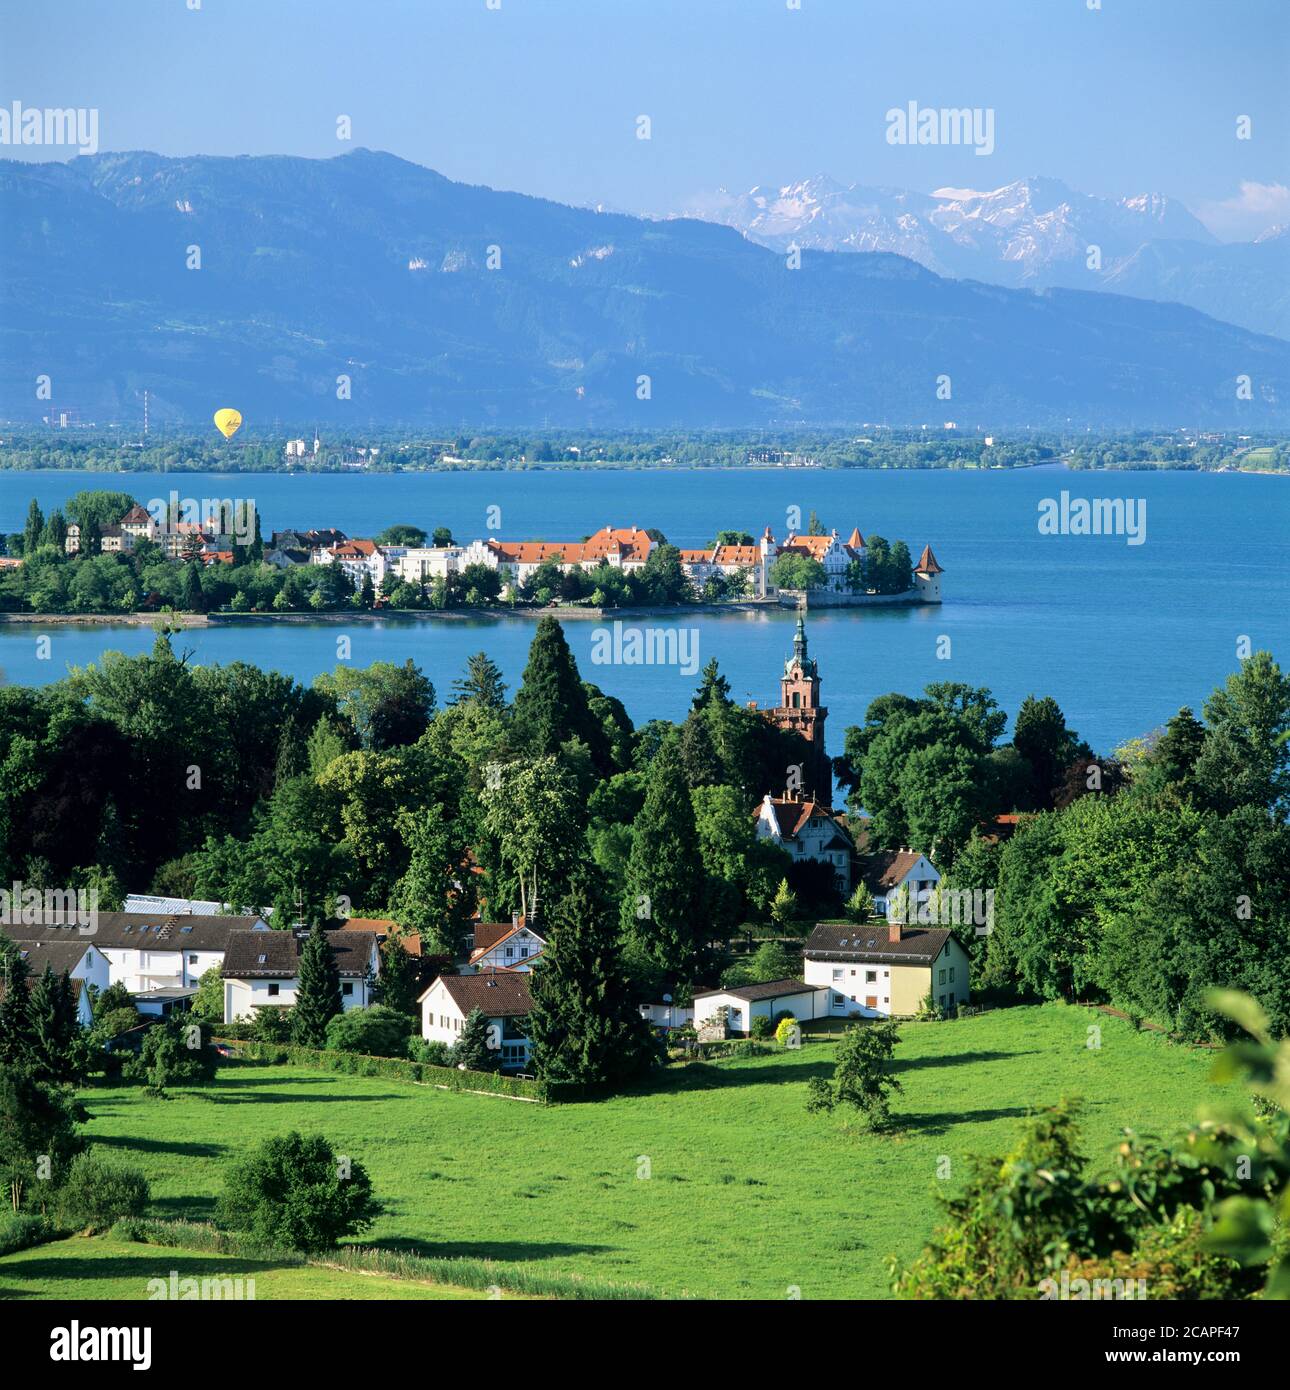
[0,600,785,628]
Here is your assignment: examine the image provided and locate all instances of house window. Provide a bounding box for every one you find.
[189,955,198,965]
[949,967,955,982]
[505,946,515,958]
[938,969,946,985]
[832,969,843,981]
[268,983,279,997]
[865,970,877,983]
[342,982,353,996]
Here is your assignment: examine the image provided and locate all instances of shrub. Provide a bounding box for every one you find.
[56,1153,150,1233]
[0,1211,53,1256]
[749,1016,775,1040]
[324,1005,414,1058]
[92,1006,141,1041]
[775,1016,801,1047]
[124,1015,218,1093]
[255,1007,294,1041]
[407,1036,452,1066]
[216,1131,382,1253]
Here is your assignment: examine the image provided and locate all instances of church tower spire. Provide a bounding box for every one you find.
[771,611,830,804]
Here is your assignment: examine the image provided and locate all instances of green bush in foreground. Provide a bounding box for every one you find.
[217,1131,382,1253]
[56,1152,150,1233]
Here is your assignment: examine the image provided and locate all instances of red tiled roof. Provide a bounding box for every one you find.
[916,544,943,574]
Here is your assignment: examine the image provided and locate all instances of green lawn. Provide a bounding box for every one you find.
[45,1004,1232,1299]
[0,1236,488,1300]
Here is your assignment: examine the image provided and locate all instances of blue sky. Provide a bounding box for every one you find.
[3,0,1287,237]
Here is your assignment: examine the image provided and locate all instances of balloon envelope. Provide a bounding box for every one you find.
[214,408,242,440]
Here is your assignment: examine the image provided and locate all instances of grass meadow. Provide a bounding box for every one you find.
[8,1003,1233,1300]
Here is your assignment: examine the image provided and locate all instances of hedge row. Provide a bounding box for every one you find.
[0,1212,54,1257]
[213,1038,545,1100]
[112,1218,669,1300]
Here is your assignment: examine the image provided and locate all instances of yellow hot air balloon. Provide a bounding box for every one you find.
[214,408,243,441]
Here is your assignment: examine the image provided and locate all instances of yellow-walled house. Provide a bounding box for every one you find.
[803,921,970,1019]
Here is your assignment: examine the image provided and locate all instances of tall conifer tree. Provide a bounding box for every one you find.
[621,737,709,979]
[291,925,342,1047]
[528,863,654,1087]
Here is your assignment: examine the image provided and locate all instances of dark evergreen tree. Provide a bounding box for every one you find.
[511,617,610,772]
[450,651,509,709]
[180,561,204,613]
[690,658,732,711]
[0,948,33,1070]
[27,965,81,1084]
[1150,707,1207,795]
[291,925,343,1047]
[249,509,264,563]
[22,499,44,557]
[377,936,420,1017]
[1013,695,1080,811]
[678,710,723,787]
[528,863,655,1088]
[452,1007,500,1072]
[621,736,709,979]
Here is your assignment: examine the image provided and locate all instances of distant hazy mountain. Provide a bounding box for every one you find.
[1,150,1287,428]
[684,175,1289,340]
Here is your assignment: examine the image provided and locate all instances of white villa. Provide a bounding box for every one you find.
[418,971,534,1070]
[755,794,854,894]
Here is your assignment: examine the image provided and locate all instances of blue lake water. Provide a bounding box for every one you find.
[1,466,1286,756]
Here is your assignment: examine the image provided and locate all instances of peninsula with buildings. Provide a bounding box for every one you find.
[2,493,944,617]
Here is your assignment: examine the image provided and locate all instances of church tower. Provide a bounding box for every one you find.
[770,612,831,804]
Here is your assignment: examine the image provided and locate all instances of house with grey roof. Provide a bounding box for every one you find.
[802,920,969,1019]
[221,929,379,1024]
[1,912,268,999]
[0,933,111,1026]
[692,977,830,1037]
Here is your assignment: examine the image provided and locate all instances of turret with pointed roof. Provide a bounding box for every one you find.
[915,544,943,575]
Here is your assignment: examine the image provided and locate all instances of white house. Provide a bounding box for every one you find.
[802,921,970,1019]
[863,850,941,917]
[465,918,546,973]
[691,978,831,1036]
[221,929,379,1024]
[0,936,111,1026]
[418,971,534,1070]
[755,794,854,895]
[2,912,269,997]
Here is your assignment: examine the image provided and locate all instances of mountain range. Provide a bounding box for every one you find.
[1,150,1287,428]
[681,175,1290,342]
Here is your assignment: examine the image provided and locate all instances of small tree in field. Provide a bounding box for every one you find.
[57,1152,150,1233]
[0,1068,84,1211]
[217,1131,381,1252]
[125,1015,217,1095]
[807,1022,903,1129]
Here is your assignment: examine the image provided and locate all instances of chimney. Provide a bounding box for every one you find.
[888,921,903,944]
[511,912,519,929]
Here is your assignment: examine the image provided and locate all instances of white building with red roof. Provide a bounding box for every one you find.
[755,792,854,894]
